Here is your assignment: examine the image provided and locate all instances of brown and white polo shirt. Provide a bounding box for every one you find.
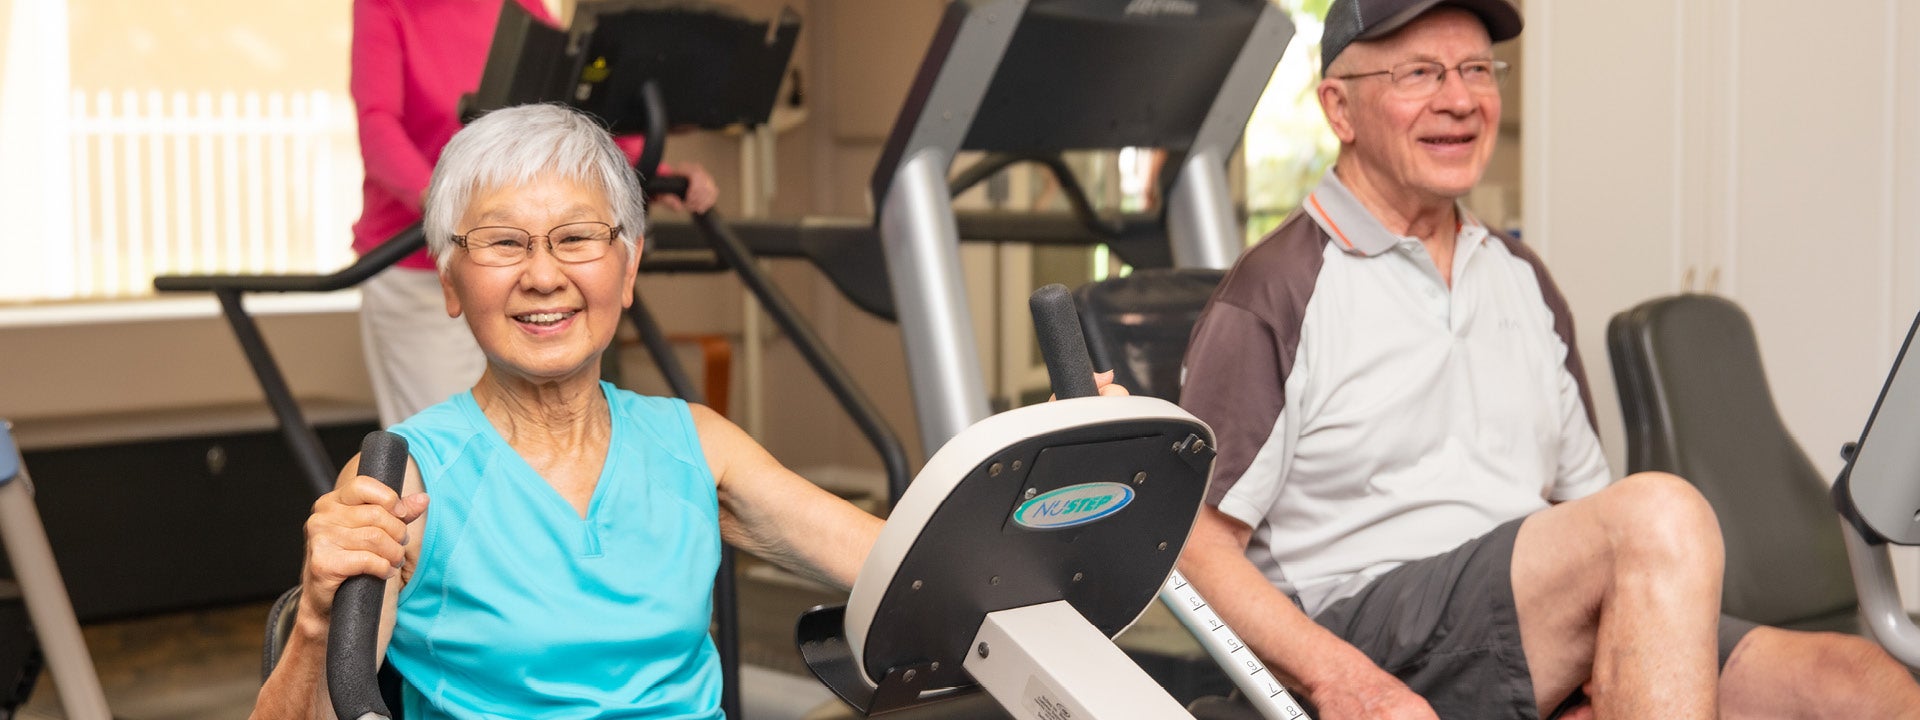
[1179,170,1611,616]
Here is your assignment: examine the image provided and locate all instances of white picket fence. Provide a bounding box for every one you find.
[60,89,360,300]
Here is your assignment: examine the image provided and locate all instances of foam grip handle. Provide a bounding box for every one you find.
[646,175,691,200]
[1030,284,1099,400]
[328,431,409,720]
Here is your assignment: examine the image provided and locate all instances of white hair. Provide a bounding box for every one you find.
[423,103,645,272]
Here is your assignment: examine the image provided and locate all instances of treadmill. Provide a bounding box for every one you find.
[870,0,1292,454]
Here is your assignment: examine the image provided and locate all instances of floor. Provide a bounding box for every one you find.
[18,600,271,720]
[13,574,845,720]
[11,592,1242,720]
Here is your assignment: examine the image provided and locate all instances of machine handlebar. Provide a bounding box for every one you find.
[154,224,425,294]
[1030,284,1100,401]
[327,431,409,720]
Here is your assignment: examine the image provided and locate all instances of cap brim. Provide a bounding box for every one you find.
[1358,0,1523,44]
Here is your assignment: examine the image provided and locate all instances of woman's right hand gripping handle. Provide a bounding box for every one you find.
[300,432,426,720]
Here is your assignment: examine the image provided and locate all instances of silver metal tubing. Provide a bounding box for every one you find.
[1842,519,1920,670]
[1166,150,1243,270]
[881,149,992,453]
[0,454,113,719]
[966,600,1195,719]
[1161,570,1311,719]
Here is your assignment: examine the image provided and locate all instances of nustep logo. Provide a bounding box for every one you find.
[1124,0,1199,17]
[1013,482,1135,530]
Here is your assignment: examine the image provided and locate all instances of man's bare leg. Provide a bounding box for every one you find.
[1720,626,1920,719]
[1511,472,1724,718]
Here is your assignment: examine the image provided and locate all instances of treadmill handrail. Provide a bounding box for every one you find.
[153,224,426,295]
[149,170,686,296]
[948,152,1125,239]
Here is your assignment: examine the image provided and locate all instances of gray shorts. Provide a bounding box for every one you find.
[1310,517,1758,719]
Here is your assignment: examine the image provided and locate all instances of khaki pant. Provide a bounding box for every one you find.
[359,267,485,427]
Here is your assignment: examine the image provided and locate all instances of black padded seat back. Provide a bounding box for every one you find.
[1074,268,1226,402]
[1607,295,1857,628]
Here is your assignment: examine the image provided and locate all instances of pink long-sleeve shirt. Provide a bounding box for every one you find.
[352,0,558,269]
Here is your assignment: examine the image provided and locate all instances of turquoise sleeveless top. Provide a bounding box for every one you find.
[386,382,723,719]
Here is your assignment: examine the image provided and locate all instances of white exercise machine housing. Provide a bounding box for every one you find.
[802,395,1216,718]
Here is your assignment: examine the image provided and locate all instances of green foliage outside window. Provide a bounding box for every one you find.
[1244,0,1340,242]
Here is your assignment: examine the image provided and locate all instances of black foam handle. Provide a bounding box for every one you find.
[328,431,409,720]
[1031,284,1100,400]
[646,175,691,200]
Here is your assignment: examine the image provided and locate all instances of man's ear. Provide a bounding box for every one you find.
[1319,79,1358,144]
[442,269,463,318]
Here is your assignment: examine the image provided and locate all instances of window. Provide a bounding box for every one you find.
[0,0,358,304]
[1244,0,1338,242]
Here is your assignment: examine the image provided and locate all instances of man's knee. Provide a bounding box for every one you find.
[1800,632,1907,684]
[1724,629,1920,716]
[1599,472,1722,570]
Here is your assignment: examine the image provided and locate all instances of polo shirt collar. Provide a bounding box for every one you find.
[1303,168,1488,258]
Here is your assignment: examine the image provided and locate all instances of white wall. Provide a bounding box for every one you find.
[1526,0,1920,598]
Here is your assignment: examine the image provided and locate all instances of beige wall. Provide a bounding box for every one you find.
[1527,0,1920,480]
[0,310,373,427]
[1526,0,1920,599]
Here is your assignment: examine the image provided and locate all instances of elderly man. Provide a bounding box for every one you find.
[1176,0,1920,718]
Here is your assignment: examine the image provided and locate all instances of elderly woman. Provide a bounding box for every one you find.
[251,104,883,719]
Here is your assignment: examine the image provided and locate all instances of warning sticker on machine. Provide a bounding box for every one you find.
[1025,676,1075,720]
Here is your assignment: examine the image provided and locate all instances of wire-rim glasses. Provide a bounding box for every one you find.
[1334,59,1510,98]
[450,221,622,267]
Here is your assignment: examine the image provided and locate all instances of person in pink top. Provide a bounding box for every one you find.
[351,0,718,426]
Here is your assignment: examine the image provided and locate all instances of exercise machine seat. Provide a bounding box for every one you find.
[1607,294,1859,632]
[1074,269,1226,403]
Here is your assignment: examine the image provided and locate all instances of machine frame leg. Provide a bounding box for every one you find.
[0,459,112,719]
[965,601,1195,720]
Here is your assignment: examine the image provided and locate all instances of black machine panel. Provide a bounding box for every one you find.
[0,420,374,620]
[464,4,575,121]
[464,0,801,133]
[574,3,801,132]
[962,0,1264,152]
[858,418,1211,689]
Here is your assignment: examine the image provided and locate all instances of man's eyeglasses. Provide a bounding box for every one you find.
[1334,59,1510,98]
[450,221,622,267]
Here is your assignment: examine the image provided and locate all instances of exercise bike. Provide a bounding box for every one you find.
[794,285,1308,719]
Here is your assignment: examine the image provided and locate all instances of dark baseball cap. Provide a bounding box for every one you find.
[1321,0,1523,75]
